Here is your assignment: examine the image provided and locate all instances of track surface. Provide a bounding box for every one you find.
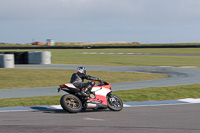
[1,64,200,133]
[1,104,200,133]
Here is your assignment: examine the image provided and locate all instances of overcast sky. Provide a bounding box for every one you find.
[1,0,200,44]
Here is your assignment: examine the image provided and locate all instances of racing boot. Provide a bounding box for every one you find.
[81,82,94,97]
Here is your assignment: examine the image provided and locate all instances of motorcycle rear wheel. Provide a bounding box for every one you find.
[107,94,123,111]
[60,94,82,113]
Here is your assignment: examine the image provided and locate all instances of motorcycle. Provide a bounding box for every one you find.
[57,80,123,113]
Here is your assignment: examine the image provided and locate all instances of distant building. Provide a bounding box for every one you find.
[46,39,55,46]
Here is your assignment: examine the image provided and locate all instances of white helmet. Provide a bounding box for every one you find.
[77,67,86,74]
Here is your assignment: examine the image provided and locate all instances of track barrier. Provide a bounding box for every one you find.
[0,51,51,67]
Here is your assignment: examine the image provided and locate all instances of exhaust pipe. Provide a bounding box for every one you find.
[86,103,108,109]
[86,103,97,109]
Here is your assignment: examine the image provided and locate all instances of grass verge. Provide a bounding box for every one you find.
[0,84,200,107]
[113,84,200,102]
[0,69,167,90]
[51,48,200,66]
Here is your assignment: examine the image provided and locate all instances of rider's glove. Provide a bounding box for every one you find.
[98,78,103,82]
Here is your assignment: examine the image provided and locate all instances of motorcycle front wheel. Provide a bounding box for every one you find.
[60,94,82,113]
[107,94,123,111]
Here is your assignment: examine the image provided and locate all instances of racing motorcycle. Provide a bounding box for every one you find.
[57,80,123,113]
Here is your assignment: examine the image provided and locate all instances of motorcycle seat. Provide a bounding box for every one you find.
[65,83,76,89]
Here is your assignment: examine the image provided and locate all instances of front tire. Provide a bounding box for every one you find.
[107,94,123,111]
[60,94,82,113]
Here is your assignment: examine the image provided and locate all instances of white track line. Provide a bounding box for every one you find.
[1,98,200,112]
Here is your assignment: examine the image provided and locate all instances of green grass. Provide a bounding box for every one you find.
[53,48,200,66]
[0,69,167,90]
[40,48,200,66]
[113,84,200,101]
[0,84,200,107]
[51,49,200,66]
[0,96,61,107]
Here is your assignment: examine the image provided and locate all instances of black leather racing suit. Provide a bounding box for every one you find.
[70,73,100,95]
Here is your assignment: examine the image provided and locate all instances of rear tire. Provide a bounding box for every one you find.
[107,94,123,111]
[60,94,82,113]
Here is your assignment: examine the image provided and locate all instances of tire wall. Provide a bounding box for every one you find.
[0,51,51,65]
[0,54,15,68]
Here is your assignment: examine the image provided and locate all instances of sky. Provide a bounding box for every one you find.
[1,0,200,44]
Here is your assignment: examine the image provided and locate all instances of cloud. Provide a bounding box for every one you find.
[1,0,200,22]
[1,0,200,43]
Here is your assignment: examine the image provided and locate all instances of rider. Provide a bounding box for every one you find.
[70,67,102,97]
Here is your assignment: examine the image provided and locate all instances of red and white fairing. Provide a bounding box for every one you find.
[64,83,76,89]
[64,83,112,105]
[89,84,112,105]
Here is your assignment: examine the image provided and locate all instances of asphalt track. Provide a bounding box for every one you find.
[1,64,200,133]
[1,104,200,133]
